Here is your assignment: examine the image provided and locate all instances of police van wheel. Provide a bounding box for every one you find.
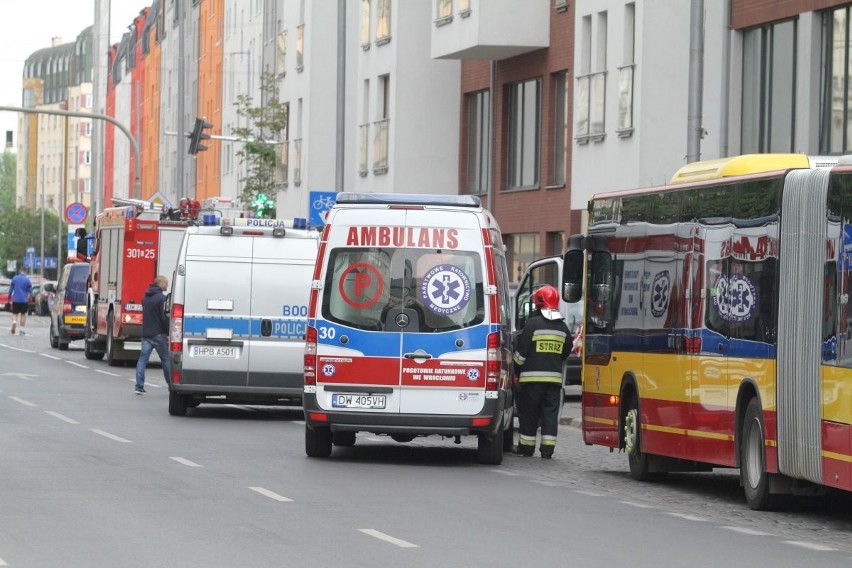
[740,397,779,510]
[332,431,356,447]
[168,391,188,416]
[477,428,504,465]
[306,425,332,458]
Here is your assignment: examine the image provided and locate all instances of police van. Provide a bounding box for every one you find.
[168,217,319,416]
[303,193,515,464]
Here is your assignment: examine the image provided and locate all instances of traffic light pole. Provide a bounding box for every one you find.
[0,105,142,201]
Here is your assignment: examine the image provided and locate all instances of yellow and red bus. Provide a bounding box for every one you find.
[562,153,852,509]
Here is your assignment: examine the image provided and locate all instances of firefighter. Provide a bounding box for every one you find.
[513,285,571,458]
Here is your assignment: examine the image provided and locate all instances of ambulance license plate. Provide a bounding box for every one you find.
[191,345,239,358]
[331,394,386,409]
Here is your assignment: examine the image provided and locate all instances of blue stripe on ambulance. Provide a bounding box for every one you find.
[184,315,306,340]
[311,321,496,357]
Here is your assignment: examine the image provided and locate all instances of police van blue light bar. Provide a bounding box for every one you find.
[335,193,481,208]
[223,217,310,229]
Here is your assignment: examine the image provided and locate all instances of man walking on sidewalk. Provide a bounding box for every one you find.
[135,275,171,394]
[9,268,32,335]
[512,285,571,458]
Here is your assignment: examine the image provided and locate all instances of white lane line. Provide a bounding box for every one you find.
[170,457,203,468]
[65,361,89,369]
[666,512,709,522]
[722,526,774,537]
[358,529,419,548]
[96,370,120,377]
[783,541,837,552]
[9,396,37,407]
[89,429,132,443]
[619,501,655,509]
[40,353,61,360]
[0,555,8,565]
[45,411,80,425]
[292,420,306,425]
[248,487,293,502]
[573,490,605,497]
[145,383,163,389]
[0,344,34,353]
[491,469,521,476]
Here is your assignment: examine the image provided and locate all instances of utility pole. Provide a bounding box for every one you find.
[177,0,186,198]
[686,0,705,163]
[336,0,346,192]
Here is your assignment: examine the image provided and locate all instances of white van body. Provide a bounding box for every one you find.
[303,193,515,464]
[168,218,319,415]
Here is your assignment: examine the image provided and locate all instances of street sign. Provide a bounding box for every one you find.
[309,191,336,228]
[24,247,36,269]
[65,202,88,224]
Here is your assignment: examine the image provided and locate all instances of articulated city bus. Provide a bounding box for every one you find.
[562,153,852,509]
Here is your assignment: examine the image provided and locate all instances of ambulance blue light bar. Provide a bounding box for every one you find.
[335,193,481,208]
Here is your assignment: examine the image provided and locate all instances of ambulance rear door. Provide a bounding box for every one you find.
[180,232,252,386]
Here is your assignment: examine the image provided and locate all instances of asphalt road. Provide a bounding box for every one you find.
[1,312,851,567]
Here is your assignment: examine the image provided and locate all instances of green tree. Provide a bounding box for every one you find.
[232,72,288,219]
[0,151,66,279]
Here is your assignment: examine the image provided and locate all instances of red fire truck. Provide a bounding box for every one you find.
[84,198,200,365]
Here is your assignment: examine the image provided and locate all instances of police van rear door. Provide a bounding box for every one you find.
[181,231,251,386]
[247,232,316,392]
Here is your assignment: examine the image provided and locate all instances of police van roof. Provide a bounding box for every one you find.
[335,192,481,208]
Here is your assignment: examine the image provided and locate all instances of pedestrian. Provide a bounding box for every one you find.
[9,267,32,335]
[135,275,171,394]
[512,285,571,459]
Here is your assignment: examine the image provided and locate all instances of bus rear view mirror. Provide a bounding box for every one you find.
[562,248,585,303]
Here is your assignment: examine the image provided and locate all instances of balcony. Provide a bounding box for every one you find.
[431,0,549,61]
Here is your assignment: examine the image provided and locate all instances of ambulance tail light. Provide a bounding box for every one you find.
[304,326,317,385]
[485,332,500,391]
[471,417,491,427]
[170,303,184,353]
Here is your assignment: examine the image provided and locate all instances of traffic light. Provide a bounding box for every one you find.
[188,117,213,155]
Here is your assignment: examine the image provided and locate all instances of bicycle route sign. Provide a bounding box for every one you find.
[65,202,88,224]
[308,190,336,228]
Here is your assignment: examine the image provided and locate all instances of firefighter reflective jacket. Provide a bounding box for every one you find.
[513,312,571,384]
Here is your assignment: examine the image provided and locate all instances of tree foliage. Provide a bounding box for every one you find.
[232,72,288,218]
[0,150,67,279]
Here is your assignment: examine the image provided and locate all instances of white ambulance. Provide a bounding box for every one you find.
[303,193,515,464]
[168,217,319,416]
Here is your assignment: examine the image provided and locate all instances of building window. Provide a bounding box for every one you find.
[509,233,540,283]
[466,90,491,195]
[507,78,541,190]
[359,123,370,176]
[576,11,607,143]
[277,140,289,187]
[296,24,305,72]
[554,0,568,13]
[373,74,390,174]
[742,19,796,153]
[617,3,635,137]
[361,0,371,49]
[376,0,391,44]
[276,30,287,77]
[553,72,568,186]
[436,0,453,26]
[822,7,852,153]
[459,0,470,17]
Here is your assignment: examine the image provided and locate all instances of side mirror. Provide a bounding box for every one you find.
[562,249,585,303]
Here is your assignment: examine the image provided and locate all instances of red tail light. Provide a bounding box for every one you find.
[485,332,500,391]
[683,337,701,354]
[63,299,72,313]
[471,417,491,427]
[170,303,184,353]
[304,326,317,385]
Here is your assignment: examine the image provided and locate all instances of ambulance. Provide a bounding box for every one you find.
[303,193,515,464]
[167,217,319,416]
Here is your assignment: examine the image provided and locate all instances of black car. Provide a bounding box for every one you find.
[50,263,89,350]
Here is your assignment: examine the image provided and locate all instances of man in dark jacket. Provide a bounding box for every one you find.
[135,275,170,394]
[512,285,571,458]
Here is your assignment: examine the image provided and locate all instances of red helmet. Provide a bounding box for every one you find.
[533,285,559,311]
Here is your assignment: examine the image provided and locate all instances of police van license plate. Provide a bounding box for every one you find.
[331,394,386,409]
[191,345,239,358]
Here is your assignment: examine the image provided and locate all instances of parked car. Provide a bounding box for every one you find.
[49,263,90,350]
[34,281,57,316]
[0,283,9,312]
[27,282,42,315]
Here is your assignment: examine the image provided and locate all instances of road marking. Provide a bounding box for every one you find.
[292,420,306,425]
[573,490,605,497]
[358,529,419,548]
[722,526,774,536]
[45,411,79,424]
[666,512,709,522]
[1,372,36,380]
[248,487,293,502]
[40,353,61,360]
[783,541,837,552]
[490,469,521,476]
[0,555,7,565]
[96,370,120,377]
[65,361,89,369]
[0,343,34,353]
[619,500,655,509]
[89,429,132,443]
[145,383,163,389]
[170,457,203,468]
[9,396,37,407]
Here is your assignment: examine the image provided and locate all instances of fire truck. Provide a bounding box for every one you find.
[84,198,202,365]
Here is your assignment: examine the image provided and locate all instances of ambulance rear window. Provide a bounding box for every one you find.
[322,247,485,332]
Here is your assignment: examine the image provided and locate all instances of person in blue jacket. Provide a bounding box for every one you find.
[9,267,32,335]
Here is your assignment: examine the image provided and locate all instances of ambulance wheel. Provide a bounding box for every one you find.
[168,391,188,416]
[332,431,356,447]
[106,312,120,367]
[740,397,779,510]
[502,416,515,452]
[306,425,332,458]
[49,319,59,349]
[477,428,504,465]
